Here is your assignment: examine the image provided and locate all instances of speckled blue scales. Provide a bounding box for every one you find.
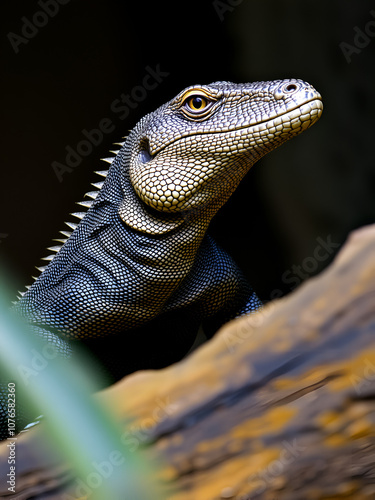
[1,79,323,439]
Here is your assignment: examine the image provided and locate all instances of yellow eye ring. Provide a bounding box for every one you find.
[181,89,215,116]
[186,95,209,111]
[180,89,216,119]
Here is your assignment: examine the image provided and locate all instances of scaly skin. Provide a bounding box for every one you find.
[2,79,322,438]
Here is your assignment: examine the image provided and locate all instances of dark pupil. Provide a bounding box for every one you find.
[192,97,203,109]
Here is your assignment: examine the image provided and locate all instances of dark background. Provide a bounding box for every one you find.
[1,0,374,303]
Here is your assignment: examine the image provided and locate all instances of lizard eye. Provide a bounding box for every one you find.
[181,90,216,119]
[186,95,209,111]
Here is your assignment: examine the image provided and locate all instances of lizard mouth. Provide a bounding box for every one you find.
[129,89,323,217]
[148,97,323,158]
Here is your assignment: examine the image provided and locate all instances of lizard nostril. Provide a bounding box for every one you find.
[284,83,298,93]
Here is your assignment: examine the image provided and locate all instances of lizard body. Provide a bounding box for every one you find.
[1,79,322,438]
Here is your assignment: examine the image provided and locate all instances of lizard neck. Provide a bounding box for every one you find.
[97,149,213,278]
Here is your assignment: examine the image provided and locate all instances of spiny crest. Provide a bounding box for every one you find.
[19,138,127,295]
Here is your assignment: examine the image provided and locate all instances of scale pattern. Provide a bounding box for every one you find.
[0,79,323,439]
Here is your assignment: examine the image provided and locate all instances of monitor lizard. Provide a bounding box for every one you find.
[2,79,323,438]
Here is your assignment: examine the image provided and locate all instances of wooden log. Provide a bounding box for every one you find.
[1,225,375,499]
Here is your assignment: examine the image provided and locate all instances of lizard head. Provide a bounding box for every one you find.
[120,79,323,233]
